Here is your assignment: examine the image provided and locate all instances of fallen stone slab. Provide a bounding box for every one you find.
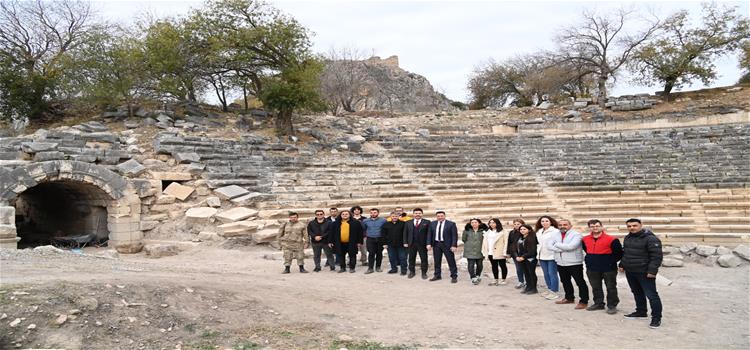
[174,152,200,164]
[214,185,250,200]
[155,194,176,205]
[21,141,58,153]
[215,207,259,223]
[144,244,179,258]
[733,244,750,261]
[198,231,222,241]
[185,207,218,225]
[717,254,742,268]
[163,182,195,201]
[206,196,221,208]
[230,192,272,206]
[217,221,260,237]
[116,159,146,176]
[695,245,717,256]
[114,241,144,254]
[252,229,278,244]
[679,242,697,254]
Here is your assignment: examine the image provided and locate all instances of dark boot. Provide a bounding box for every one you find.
[282,266,290,274]
[299,265,308,273]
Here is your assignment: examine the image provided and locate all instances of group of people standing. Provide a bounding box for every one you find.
[277,207,664,329]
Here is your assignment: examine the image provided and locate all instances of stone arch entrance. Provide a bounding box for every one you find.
[0,161,143,252]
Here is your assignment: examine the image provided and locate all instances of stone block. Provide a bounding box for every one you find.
[661,257,684,267]
[733,245,750,261]
[198,231,222,241]
[206,196,221,208]
[218,221,260,237]
[116,159,146,176]
[144,244,179,258]
[716,246,732,255]
[214,185,250,200]
[0,224,17,237]
[230,192,271,206]
[155,194,176,205]
[573,101,588,108]
[216,207,258,223]
[0,236,19,249]
[185,207,217,224]
[701,255,718,266]
[253,229,278,244]
[347,142,362,152]
[0,206,14,225]
[174,152,200,164]
[140,221,159,231]
[695,245,717,256]
[33,151,65,161]
[150,172,192,181]
[21,141,58,153]
[717,254,742,268]
[678,242,697,254]
[163,182,194,201]
[114,241,144,254]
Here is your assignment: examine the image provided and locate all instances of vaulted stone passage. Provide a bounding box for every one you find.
[0,161,144,252]
[14,180,111,248]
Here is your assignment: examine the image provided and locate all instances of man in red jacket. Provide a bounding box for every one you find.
[582,219,623,314]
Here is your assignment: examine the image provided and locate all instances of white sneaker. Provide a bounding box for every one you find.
[545,292,558,300]
[515,282,525,289]
[500,279,507,285]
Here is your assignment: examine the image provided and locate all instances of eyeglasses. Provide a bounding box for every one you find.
[315,213,324,216]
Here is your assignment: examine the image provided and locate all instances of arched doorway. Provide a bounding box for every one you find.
[0,161,144,252]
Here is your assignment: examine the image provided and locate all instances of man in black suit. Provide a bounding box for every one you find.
[403,207,431,279]
[427,210,459,283]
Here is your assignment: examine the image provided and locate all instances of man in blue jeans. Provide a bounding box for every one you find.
[619,218,663,329]
[382,211,407,275]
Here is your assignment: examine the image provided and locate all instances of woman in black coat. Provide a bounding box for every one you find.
[512,224,538,294]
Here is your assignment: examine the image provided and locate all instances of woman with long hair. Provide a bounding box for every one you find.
[482,218,509,285]
[462,218,487,285]
[513,224,538,294]
[507,218,526,289]
[536,215,561,300]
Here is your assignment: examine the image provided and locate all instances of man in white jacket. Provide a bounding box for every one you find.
[547,219,589,309]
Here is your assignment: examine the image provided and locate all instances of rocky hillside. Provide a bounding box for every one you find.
[323,55,455,113]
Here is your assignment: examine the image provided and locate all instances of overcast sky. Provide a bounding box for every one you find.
[96,0,749,103]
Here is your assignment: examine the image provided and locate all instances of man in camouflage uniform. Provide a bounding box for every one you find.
[278,212,309,274]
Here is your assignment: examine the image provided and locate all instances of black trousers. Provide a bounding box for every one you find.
[625,272,662,318]
[408,243,429,273]
[521,258,538,292]
[587,270,619,308]
[433,241,458,279]
[557,264,589,303]
[366,237,384,269]
[337,242,357,270]
[488,255,508,279]
[467,257,484,278]
[311,242,334,269]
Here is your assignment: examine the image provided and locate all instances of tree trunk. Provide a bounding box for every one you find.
[276,109,294,136]
[242,83,249,112]
[662,79,675,102]
[597,74,608,108]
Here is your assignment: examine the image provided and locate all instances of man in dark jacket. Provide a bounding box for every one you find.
[619,218,663,329]
[308,209,334,272]
[382,211,407,275]
[582,219,623,314]
[403,208,430,279]
[329,210,364,273]
[427,211,459,283]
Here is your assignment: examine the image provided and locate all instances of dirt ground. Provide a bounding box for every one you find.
[0,246,748,350]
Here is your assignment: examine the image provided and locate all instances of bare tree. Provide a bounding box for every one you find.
[319,46,373,115]
[555,8,660,107]
[0,0,94,119]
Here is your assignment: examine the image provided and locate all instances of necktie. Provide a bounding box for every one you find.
[415,219,420,227]
[438,221,444,241]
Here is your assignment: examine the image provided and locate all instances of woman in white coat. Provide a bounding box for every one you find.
[482,218,509,285]
[535,215,561,300]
